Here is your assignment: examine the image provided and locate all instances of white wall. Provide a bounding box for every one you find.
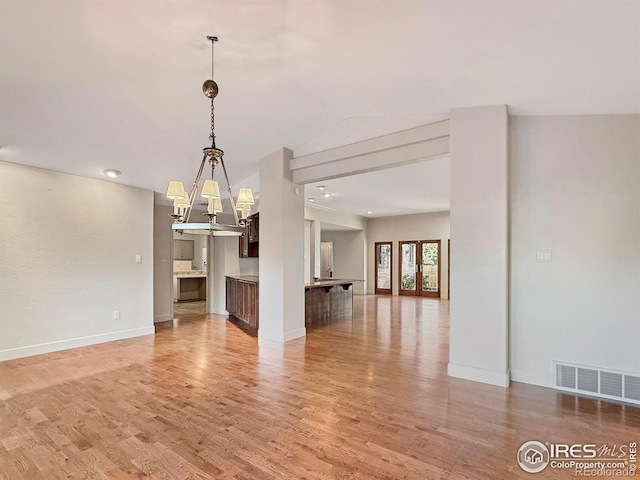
[366,212,450,297]
[305,205,368,231]
[0,162,155,361]
[259,148,305,342]
[305,205,369,290]
[448,105,509,387]
[510,114,640,387]
[321,230,367,294]
[154,203,173,323]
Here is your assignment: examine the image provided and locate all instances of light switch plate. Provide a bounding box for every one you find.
[136,254,142,263]
[536,250,552,262]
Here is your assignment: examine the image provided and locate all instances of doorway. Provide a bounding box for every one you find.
[172,233,208,318]
[374,241,393,295]
[399,240,441,297]
[320,241,334,278]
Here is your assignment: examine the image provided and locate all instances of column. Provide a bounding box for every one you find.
[448,105,510,387]
[258,148,306,342]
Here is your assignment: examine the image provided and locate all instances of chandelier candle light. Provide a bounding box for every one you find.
[166,36,254,236]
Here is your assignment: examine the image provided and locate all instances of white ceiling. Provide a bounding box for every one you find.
[305,157,450,218]
[1,1,638,217]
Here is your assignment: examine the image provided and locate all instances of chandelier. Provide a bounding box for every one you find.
[166,36,254,236]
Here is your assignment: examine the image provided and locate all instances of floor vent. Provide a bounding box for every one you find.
[554,361,640,406]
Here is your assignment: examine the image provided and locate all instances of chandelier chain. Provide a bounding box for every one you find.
[209,38,215,143]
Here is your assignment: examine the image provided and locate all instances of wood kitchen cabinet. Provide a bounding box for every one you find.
[226,276,259,331]
[248,213,259,242]
[238,213,259,258]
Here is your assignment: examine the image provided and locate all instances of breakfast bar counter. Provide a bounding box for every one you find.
[304,279,361,327]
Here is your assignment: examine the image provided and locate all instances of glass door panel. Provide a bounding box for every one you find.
[399,241,417,295]
[420,240,440,297]
[375,242,392,295]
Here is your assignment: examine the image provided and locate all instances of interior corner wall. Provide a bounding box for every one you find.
[154,204,173,323]
[320,230,367,294]
[210,236,241,315]
[510,114,640,387]
[0,161,155,361]
[366,211,450,297]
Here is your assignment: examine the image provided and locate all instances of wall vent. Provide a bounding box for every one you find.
[553,361,640,406]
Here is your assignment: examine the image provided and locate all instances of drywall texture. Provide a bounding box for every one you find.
[321,230,367,294]
[510,114,640,386]
[366,212,450,297]
[0,162,155,360]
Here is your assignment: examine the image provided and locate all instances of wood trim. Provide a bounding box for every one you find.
[448,238,450,300]
[374,241,393,295]
[418,239,440,298]
[398,240,441,298]
[398,241,418,296]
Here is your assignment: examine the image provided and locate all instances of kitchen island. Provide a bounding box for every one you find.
[225,276,362,333]
[304,279,360,328]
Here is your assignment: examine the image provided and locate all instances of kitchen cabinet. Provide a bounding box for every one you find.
[173,239,194,260]
[238,213,259,258]
[226,276,259,331]
[248,213,259,243]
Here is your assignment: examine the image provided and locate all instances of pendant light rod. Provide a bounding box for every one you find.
[219,157,240,226]
[185,153,208,223]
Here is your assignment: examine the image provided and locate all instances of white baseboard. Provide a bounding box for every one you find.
[259,327,306,343]
[211,308,229,316]
[448,362,510,387]
[284,327,306,342]
[510,368,553,388]
[0,326,155,362]
[154,314,173,323]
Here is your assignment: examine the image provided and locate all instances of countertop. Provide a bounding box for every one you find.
[226,275,259,283]
[305,279,363,289]
[174,272,207,279]
[225,276,362,287]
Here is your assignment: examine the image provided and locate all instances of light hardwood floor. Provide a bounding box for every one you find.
[1,296,638,479]
[173,300,207,319]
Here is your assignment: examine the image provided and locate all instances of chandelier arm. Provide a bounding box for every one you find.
[185,153,208,223]
[219,157,241,226]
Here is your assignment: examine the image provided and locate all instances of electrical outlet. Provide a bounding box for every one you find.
[135,255,142,263]
[536,250,552,262]
[113,310,120,320]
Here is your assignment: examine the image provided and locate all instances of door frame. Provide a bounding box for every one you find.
[399,240,419,296]
[398,239,441,298]
[374,241,393,295]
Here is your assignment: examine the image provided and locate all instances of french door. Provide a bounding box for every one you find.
[399,240,440,297]
[374,242,392,295]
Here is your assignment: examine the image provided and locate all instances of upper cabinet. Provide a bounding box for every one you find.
[239,213,259,258]
[248,213,259,243]
[173,239,195,260]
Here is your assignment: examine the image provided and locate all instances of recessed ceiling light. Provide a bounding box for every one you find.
[317,185,326,190]
[367,211,373,215]
[308,198,315,203]
[103,169,121,178]
[323,192,331,198]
